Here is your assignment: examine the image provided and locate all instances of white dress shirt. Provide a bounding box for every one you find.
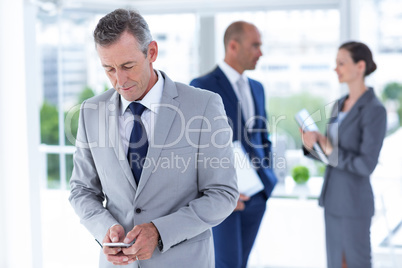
[218,61,255,130]
[119,69,164,155]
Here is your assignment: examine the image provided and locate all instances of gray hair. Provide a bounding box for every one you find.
[93,8,153,56]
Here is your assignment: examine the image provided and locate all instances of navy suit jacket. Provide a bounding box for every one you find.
[191,66,277,199]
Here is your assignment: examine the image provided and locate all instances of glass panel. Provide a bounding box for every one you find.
[38,13,60,146]
[216,10,340,150]
[46,153,60,189]
[37,9,198,268]
[40,101,59,145]
[359,0,402,129]
[216,9,340,180]
[358,1,402,267]
[38,11,198,148]
[38,10,103,148]
[145,13,198,84]
[65,154,73,189]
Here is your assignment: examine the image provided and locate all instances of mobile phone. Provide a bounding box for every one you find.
[103,240,135,248]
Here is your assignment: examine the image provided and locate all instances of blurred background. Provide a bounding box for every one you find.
[1,0,402,267]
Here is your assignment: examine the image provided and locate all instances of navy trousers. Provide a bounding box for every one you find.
[213,191,267,268]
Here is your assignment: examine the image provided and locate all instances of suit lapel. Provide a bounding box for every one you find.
[213,67,246,134]
[107,91,138,191]
[338,88,373,131]
[248,79,260,118]
[322,89,375,204]
[136,72,180,196]
[213,67,239,111]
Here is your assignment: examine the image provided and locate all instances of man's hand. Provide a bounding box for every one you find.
[102,225,134,265]
[121,223,160,262]
[234,194,250,211]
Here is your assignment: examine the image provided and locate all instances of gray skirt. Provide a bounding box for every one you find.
[324,210,372,268]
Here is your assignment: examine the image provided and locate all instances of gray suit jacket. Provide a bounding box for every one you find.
[317,88,387,218]
[69,71,239,268]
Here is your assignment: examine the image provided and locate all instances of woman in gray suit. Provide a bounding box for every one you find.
[302,41,387,268]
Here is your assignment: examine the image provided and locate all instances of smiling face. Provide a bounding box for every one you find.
[96,30,158,101]
[334,48,365,84]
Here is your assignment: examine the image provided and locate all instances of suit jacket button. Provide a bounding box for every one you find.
[135,208,142,214]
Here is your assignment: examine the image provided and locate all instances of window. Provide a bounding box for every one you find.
[145,13,198,84]
[38,11,197,190]
[216,9,340,179]
[359,0,402,130]
[358,0,402,263]
[37,9,197,267]
[35,1,401,267]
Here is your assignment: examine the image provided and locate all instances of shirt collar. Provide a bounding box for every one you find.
[218,61,247,86]
[120,69,164,115]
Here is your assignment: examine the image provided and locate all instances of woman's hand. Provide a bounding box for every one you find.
[317,134,333,155]
[301,130,319,151]
[301,130,333,156]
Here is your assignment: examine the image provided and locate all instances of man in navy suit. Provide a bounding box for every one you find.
[190,21,277,268]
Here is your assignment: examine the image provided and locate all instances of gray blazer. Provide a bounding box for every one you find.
[69,71,239,268]
[318,88,387,218]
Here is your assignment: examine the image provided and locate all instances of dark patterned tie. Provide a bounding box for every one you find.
[127,102,149,184]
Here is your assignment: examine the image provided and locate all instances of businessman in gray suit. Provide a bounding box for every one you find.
[69,8,238,268]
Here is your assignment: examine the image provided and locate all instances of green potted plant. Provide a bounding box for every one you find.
[291,165,310,184]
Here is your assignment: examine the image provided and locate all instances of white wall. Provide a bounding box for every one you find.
[0,0,42,267]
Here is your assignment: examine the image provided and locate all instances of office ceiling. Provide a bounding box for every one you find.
[31,0,340,14]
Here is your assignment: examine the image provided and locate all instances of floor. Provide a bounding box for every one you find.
[246,128,402,268]
[247,190,402,268]
[40,129,402,268]
[40,187,402,268]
